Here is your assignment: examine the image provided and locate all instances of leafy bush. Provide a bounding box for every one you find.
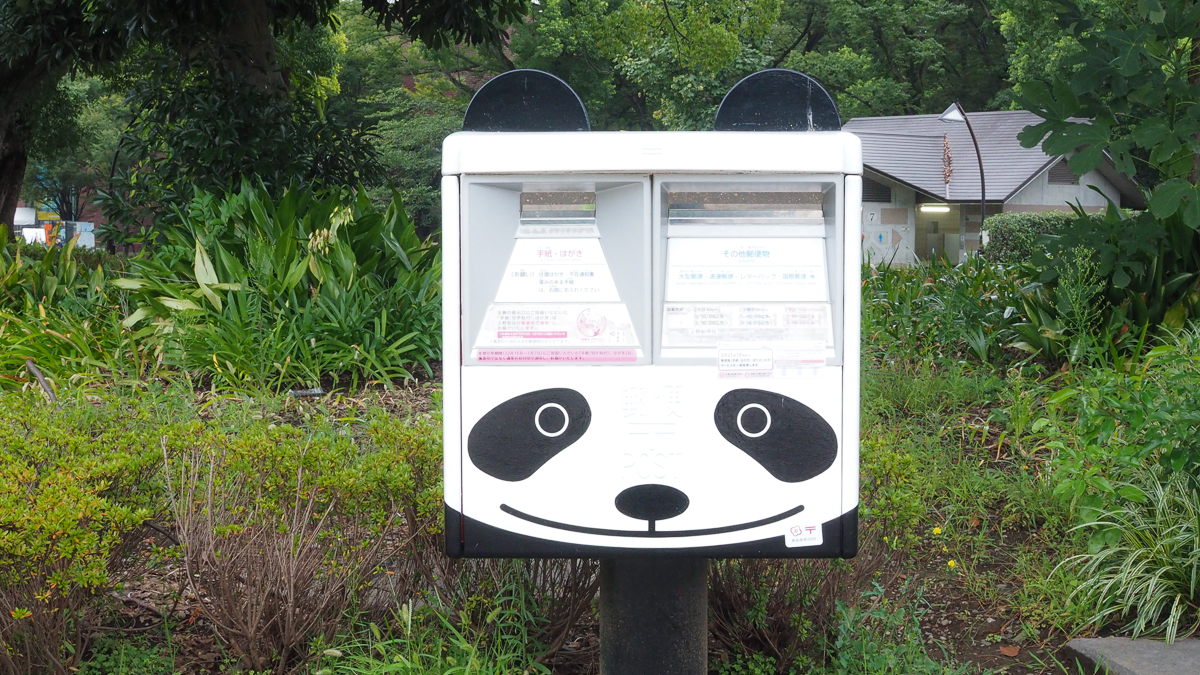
[0,305,151,392]
[979,210,1079,264]
[1062,468,1200,642]
[3,239,124,276]
[1040,337,1200,521]
[709,542,886,674]
[862,257,1024,365]
[0,227,110,313]
[164,414,440,672]
[717,652,781,675]
[114,181,440,390]
[1012,203,1200,363]
[99,38,383,246]
[0,394,162,675]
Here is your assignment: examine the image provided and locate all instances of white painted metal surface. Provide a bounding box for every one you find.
[444,131,862,555]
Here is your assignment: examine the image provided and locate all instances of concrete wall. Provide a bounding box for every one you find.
[1004,165,1119,212]
[861,174,916,265]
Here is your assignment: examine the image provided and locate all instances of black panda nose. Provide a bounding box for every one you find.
[615,484,689,530]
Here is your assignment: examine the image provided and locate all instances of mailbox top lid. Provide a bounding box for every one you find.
[441,130,862,177]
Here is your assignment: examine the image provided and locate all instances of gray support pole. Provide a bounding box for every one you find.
[599,558,709,675]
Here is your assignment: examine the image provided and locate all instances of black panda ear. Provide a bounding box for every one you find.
[714,389,837,482]
[714,69,841,132]
[468,389,592,481]
[463,69,590,132]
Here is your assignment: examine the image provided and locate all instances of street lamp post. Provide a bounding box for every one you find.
[939,102,986,235]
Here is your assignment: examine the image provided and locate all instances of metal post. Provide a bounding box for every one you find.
[599,558,709,675]
[956,101,987,229]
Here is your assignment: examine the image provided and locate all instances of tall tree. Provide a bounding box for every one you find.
[787,0,1007,118]
[992,0,1133,101]
[509,0,782,130]
[1019,0,1200,331]
[0,0,529,236]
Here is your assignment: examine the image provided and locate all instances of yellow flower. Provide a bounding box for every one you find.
[942,546,947,552]
[933,527,942,535]
[947,560,957,569]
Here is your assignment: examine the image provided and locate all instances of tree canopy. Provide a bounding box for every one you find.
[0,0,530,234]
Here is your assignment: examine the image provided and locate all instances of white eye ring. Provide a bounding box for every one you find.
[535,403,570,437]
[736,403,771,438]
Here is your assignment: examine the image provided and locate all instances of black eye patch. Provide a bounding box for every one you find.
[714,389,837,483]
[468,388,591,482]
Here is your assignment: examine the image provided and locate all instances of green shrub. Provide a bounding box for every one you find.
[0,394,162,675]
[4,239,125,276]
[717,652,781,675]
[979,211,1081,264]
[1062,468,1200,642]
[862,257,1024,366]
[0,226,110,313]
[163,411,443,672]
[1040,335,1200,520]
[858,433,926,548]
[1014,202,1198,363]
[114,181,440,391]
[0,305,149,392]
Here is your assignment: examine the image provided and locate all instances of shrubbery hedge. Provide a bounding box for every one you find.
[0,389,444,674]
[979,211,1080,264]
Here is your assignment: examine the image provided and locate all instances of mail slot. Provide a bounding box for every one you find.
[443,126,862,558]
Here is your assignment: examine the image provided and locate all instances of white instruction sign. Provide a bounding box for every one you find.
[665,238,828,302]
[662,303,833,347]
[494,238,620,302]
[474,303,639,349]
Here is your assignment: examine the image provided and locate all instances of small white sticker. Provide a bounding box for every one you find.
[717,348,773,372]
[785,522,823,548]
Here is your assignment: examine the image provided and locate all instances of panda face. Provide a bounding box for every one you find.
[466,384,838,540]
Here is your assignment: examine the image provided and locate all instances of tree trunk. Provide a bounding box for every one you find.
[0,127,29,242]
[219,0,286,91]
[0,59,54,240]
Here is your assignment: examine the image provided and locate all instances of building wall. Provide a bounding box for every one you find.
[861,175,916,265]
[1004,166,1119,212]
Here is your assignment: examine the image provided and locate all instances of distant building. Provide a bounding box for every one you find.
[844,110,1145,265]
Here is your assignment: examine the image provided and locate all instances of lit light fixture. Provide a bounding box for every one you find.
[920,204,951,213]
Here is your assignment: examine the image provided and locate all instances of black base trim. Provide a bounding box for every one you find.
[444,504,858,559]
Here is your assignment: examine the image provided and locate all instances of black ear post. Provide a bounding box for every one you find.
[463,69,590,132]
[714,69,841,132]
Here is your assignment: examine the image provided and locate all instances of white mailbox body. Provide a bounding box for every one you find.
[443,131,862,557]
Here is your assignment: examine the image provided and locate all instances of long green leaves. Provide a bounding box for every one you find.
[1062,468,1200,643]
[114,181,441,392]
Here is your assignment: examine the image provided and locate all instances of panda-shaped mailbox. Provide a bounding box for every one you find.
[443,70,861,558]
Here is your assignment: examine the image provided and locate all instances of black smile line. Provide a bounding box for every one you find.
[499,503,806,538]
